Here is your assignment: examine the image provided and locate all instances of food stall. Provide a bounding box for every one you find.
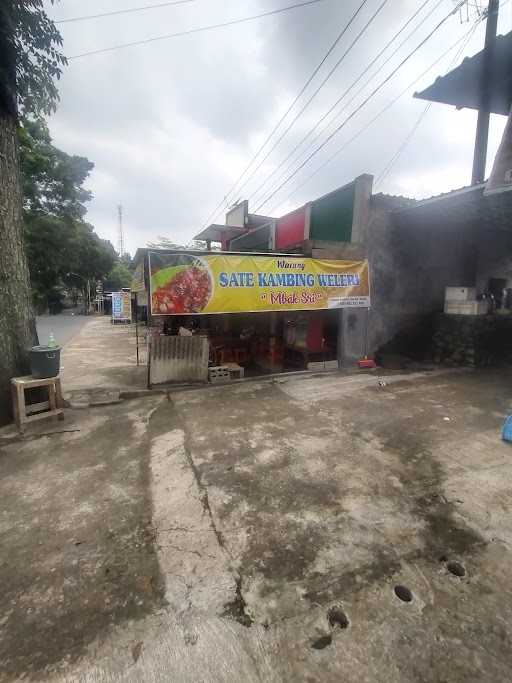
[136,249,370,384]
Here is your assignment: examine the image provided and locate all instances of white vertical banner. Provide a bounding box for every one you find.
[112,291,132,322]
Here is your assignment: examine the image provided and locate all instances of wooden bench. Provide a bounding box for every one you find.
[11,375,64,433]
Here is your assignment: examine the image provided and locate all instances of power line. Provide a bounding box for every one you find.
[250,0,446,206]
[220,0,388,211]
[248,0,440,207]
[375,104,433,185]
[68,0,330,59]
[255,1,467,212]
[199,0,371,230]
[375,17,480,187]
[55,0,197,24]
[270,27,475,212]
[268,22,478,214]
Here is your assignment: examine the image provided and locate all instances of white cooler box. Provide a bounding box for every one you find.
[445,287,476,302]
[444,300,488,315]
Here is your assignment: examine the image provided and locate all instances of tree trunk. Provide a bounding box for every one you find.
[0,111,37,425]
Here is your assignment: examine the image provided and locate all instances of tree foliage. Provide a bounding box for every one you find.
[19,118,116,310]
[0,1,67,423]
[147,236,211,250]
[119,252,133,268]
[0,1,67,118]
[19,118,93,219]
[105,262,134,291]
[2,2,126,315]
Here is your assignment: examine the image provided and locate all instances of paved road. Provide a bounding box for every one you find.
[36,314,89,347]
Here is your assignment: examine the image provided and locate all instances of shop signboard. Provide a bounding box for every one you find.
[149,251,370,316]
[112,291,132,322]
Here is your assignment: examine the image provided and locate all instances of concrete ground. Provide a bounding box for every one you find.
[58,316,147,393]
[0,398,166,681]
[1,346,512,680]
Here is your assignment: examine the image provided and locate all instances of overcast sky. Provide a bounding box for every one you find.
[44,0,511,255]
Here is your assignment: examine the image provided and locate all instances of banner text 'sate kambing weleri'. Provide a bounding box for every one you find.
[149,252,370,316]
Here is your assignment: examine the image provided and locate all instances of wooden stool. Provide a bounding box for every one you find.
[11,375,64,433]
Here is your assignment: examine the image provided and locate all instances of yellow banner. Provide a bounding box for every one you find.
[149,252,370,315]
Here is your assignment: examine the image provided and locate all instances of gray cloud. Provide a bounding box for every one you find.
[44,0,508,254]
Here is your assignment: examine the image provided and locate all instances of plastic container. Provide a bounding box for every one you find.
[30,345,61,379]
[503,416,512,443]
[445,287,476,302]
[444,301,488,315]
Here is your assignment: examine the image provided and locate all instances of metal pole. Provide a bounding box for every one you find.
[135,293,140,366]
[472,0,499,184]
[118,204,124,256]
[337,309,344,370]
[147,338,152,389]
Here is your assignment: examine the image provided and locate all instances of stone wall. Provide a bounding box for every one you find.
[337,193,512,367]
[476,230,512,292]
[365,205,477,362]
[432,313,512,366]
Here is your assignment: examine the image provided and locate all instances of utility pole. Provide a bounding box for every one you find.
[118,204,124,257]
[472,0,499,184]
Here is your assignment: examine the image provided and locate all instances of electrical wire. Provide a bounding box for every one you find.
[255,0,467,212]
[248,0,442,207]
[199,0,371,230]
[268,22,479,214]
[55,0,197,24]
[375,17,480,187]
[68,0,329,59]
[218,0,388,212]
[375,104,433,186]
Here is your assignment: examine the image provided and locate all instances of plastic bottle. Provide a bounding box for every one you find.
[48,332,57,348]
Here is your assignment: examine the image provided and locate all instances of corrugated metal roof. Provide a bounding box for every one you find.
[372,192,416,208]
[396,183,485,211]
[414,31,512,115]
[193,224,247,242]
[394,180,512,232]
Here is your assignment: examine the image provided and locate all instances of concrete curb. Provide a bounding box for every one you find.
[64,366,470,407]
